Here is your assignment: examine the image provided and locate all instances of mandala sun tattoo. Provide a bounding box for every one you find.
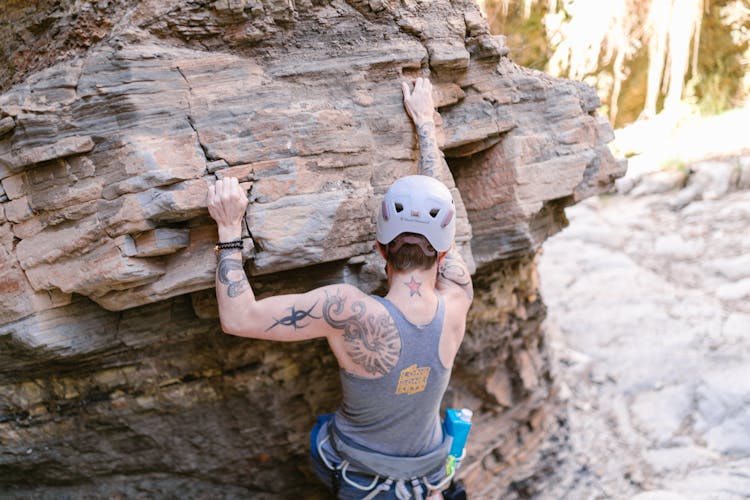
[322,290,401,376]
[217,253,249,298]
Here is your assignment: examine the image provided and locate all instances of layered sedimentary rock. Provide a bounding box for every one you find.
[0,0,625,497]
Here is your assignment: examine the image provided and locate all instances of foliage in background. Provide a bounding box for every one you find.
[478,0,750,128]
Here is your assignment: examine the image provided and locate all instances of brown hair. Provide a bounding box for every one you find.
[386,233,437,272]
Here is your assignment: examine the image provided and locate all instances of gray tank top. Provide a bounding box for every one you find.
[334,295,451,457]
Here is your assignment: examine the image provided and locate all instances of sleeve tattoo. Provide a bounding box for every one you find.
[322,290,401,376]
[416,121,440,178]
[217,251,249,298]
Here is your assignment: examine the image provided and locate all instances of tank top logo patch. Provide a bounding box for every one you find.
[395,364,431,395]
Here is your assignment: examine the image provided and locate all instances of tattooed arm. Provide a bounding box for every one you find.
[207,177,329,340]
[216,264,400,379]
[217,245,399,375]
[207,176,257,336]
[403,78,473,300]
[402,77,448,178]
[207,178,400,380]
[437,245,474,303]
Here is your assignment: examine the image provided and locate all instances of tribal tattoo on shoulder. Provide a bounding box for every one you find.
[438,251,474,300]
[266,300,320,332]
[322,290,401,376]
[217,252,249,298]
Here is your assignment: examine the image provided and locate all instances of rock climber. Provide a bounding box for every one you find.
[206,77,473,499]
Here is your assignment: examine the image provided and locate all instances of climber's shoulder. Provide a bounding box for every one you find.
[437,247,473,311]
[312,283,378,305]
[307,283,386,328]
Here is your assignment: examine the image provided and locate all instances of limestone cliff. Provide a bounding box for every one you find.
[0,0,625,497]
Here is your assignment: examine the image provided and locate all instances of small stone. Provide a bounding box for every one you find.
[653,234,704,259]
[206,159,229,173]
[214,163,253,181]
[630,170,687,196]
[485,367,513,406]
[689,161,735,200]
[0,116,15,136]
[433,83,465,108]
[426,41,470,72]
[1,173,27,200]
[368,0,386,12]
[669,183,701,209]
[703,254,750,281]
[716,278,750,300]
[615,176,636,195]
[4,197,33,223]
[114,234,138,257]
[703,408,750,455]
[630,385,693,444]
[464,9,487,36]
[695,365,750,431]
[471,34,509,59]
[516,350,539,391]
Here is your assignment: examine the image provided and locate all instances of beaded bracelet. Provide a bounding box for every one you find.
[214,239,243,253]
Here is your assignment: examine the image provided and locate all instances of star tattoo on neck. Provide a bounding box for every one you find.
[404,276,422,297]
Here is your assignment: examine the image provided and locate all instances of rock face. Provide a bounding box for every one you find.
[0,0,624,497]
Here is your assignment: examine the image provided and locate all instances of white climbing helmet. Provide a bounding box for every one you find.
[376,175,456,252]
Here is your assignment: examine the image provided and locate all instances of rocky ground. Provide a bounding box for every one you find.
[536,163,750,499]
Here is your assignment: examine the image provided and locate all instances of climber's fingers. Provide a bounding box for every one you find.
[401,77,434,127]
[402,81,412,101]
[402,81,416,120]
[218,177,247,204]
[413,76,431,94]
[207,184,216,206]
[214,178,224,199]
[207,178,248,225]
[232,177,249,205]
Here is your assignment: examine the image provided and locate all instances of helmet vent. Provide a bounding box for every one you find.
[380,200,389,221]
[429,208,440,218]
[441,209,454,228]
[395,203,404,213]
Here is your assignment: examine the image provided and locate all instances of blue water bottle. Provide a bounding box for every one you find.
[444,408,473,475]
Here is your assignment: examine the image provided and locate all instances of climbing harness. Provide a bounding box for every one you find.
[316,433,458,499]
[314,415,465,499]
